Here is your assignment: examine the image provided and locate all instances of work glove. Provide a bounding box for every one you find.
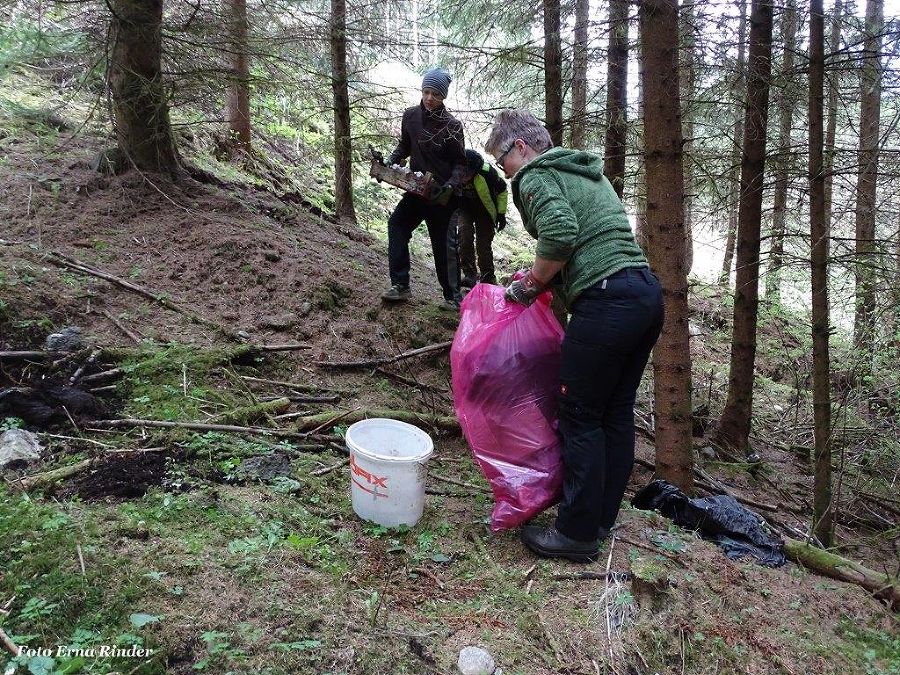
[430,182,454,206]
[496,214,507,232]
[505,269,544,306]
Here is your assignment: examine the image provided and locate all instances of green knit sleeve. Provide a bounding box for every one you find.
[519,170,577,261]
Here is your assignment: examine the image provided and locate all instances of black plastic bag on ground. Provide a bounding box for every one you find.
[632,479,786,567]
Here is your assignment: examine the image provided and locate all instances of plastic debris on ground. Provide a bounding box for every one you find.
[632,479,786,567]
[450,283,564,531]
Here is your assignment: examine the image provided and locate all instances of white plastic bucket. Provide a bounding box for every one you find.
[346,418,434,527]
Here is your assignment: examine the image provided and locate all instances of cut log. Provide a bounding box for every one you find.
[784,538,900,610]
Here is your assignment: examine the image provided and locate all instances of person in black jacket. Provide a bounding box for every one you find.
[454,149,508,287]
[381,68,467,310]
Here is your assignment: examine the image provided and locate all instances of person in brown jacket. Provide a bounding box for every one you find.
[380,68,467,310]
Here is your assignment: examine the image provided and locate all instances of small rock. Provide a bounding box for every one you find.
[688,321,703,338]
[699,446,717,460]
[236,330,252,342]
[235,453,292,481]
[458,646,495,675]
[45,326,84,352]
[0,429,43,471]
[261,313,299,331]
[297,302,313,318]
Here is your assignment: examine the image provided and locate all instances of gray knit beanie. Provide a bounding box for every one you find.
[422,68,451,98]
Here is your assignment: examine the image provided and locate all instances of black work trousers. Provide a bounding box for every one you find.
[453,199,496,283]
[387,192,462,302]
[554,267,664,542]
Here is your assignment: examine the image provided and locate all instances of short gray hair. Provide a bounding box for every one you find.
[484,109,553,156]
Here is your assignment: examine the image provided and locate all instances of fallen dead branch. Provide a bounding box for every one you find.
[551,571,632,582]
[10,459,94,491]
[259,393,341,404]
[784,538,900,610]
[239,375,350,395]
[255,343,312,352]
[214,397,292,425]
[292,408,460,434]
[44,250,238,339]
[616,535,689,568]
[70,348,102,385]
[374,368,450,396]
[80,368,123,384]
[0,351,49,360]
[100,309,143,344]
[89,418,311,439]
[310,457,350,476]
[0,625,19,657]
[429,472,489,493]
[314,341,452,370]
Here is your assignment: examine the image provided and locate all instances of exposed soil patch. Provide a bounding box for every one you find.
[57,451,170,500]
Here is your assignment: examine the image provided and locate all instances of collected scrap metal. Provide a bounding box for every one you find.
[368,145,435,198]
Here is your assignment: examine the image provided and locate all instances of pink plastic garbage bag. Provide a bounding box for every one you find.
[450,283,565,530]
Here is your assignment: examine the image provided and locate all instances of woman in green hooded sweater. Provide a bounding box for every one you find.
[485,109,664,563]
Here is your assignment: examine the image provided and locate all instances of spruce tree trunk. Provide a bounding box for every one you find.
[634,49,648,253]
[603,0,628,199]
[853,0,883,359]
[225,0,251,151]
[569,0,589,149]
[715,0,774,454]
[809,0,832,547]
[765,0,797,304]
[331,0,356,223]
[679,0,695,276]
[823,0,844,243]
[108,0,180,174]
[543,0,564,146]
[639,0,693,493]
[720,0,748,286]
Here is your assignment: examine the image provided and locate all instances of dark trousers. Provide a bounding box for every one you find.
[555,267,664,541]
[388,192,461,301]
[453,200,496,283]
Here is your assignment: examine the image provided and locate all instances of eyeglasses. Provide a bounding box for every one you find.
[495,142,517,171]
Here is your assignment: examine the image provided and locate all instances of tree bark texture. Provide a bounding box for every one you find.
[765,0,797,304]
[634,48,648,253]
[108,0,180,174]
[853,0,883,356]
[331,0,357,223]
[716,0,774,454]
[225,0,251,151]
[639,0,694,493]
[679,0,695,276]
[823,0,844,243]
[603,0,629,198]
[569,0,589,149]
[543,0,564,147]
[809,0,833,547]
[720,0,748,285]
